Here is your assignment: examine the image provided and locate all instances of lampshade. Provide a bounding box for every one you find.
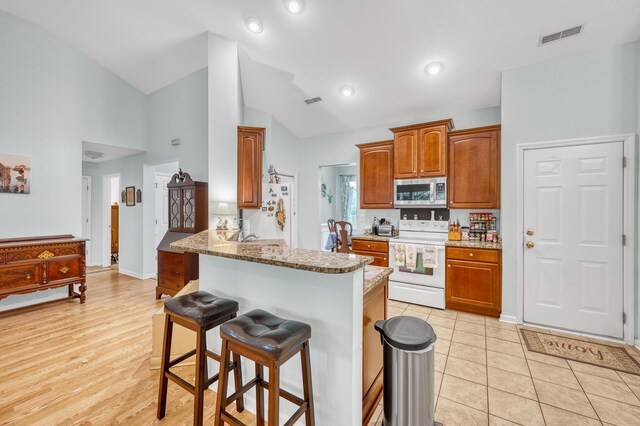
[214,202,231,215]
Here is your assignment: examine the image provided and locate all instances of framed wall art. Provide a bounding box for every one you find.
[0,154,31,194]
[126,186,136,206]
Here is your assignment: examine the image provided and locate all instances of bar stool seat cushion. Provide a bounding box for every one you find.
[164,291,239,326]
[221,309,311,360]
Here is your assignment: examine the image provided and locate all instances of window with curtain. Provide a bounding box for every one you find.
[339,174,357,228]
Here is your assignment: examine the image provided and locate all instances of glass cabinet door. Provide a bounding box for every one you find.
[182,188,195,230]
[169,189,181,229]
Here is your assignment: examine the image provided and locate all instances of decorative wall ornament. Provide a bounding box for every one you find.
[121,190,126,204]
[267,164,281,184]
[136,189,142,203]
[0,154,31,194]
[125,186,135,206]
[321,182,333,204]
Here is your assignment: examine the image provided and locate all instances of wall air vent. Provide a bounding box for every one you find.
[304,97,322,104]
[539,25,584,46]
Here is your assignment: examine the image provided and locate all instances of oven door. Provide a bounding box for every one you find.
[389,241,445,288]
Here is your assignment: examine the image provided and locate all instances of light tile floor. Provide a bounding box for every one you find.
[367,302,640,426]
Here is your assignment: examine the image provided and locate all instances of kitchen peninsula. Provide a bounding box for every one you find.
[172,230,391,425]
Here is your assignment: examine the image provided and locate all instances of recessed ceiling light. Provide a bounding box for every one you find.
[245,17,263,34]
[284,0,305,14]
[339,86,355,97]
[425,62,444,76]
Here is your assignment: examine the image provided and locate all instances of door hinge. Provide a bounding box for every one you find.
[623,234,627,246]
[623,156,627,168]
[623,312,627,324]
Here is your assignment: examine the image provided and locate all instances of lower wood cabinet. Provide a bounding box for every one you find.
[445,246,501,317]
[362,276,388,425]
[0,235,87,307]
[352,239,389,267]
[156,232,199,299]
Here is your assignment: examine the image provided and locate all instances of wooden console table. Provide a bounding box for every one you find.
[0,235,87,306]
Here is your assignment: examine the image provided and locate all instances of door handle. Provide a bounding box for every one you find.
[526,241,534,249]
[526,229,534,236]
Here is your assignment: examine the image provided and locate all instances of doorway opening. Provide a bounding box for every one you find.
[82,176,92,264]
[318,164,358,251]
[153,162,179,274]
[102,173,120,268]
[516,134,636,343]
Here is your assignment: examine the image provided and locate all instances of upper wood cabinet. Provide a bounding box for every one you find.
[167,170,208,233]
[448,125,501,209]
[391,119,453,179]
[237,126,264,209]
[357,140,394,209]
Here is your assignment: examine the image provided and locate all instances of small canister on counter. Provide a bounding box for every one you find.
[461,227,469,241]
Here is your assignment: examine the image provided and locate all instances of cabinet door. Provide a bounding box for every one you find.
[359,142,394,208]
[168,188,181,231]
[181,187,195,230]
[418,125,447,177]
[446,258,500,317]
[237,128,264,209]
[448,128,500,208]
[393,130,418,179]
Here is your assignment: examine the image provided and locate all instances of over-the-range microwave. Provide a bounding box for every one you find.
[394,177,447,208]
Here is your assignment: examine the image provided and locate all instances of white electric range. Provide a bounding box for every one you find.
[388,219,448,309]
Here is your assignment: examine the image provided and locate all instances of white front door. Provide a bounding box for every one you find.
[82,176,91,264]
[155,174,172,249]
[523,142,624,338]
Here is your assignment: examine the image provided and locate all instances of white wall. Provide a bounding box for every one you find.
[0,12,147,311]
[295,106,502,249]
[501,41,639,332]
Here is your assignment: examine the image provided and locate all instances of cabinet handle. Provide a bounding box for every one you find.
[25,273,32,279]
[469,253,474,257]
[367,244,371,248]
[383,258,387,261]
[447,264,451,268]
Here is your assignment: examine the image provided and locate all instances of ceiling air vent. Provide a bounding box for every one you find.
[539,24,584,46]
[83,151,104,160]
[304,97,322,105]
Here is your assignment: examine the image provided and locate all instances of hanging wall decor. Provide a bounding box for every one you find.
[321,182,333,204]
[121,190,126,204]
[0,154,31,194]
[136,189,142,203]
[126,186,136,206]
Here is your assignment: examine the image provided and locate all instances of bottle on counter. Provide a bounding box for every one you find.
[372,217,379,235]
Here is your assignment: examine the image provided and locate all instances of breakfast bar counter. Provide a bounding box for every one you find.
[172,230,377,425]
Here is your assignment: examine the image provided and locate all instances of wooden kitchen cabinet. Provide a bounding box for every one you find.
[446,246,501,317]
[448,125,501,209]
[357,140,394,208]
[237,126,264,209]
[391,119,454,179]
[362,275,388,425]
[352,239,389,267]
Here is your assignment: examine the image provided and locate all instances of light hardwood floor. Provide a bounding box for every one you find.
[0,269,254,426]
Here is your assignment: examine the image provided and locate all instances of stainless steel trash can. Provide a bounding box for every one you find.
[375,316,438,426]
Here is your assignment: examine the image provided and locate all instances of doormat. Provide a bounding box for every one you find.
[520,329,640,376]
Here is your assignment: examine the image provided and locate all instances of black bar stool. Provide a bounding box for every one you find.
[157,291,244,426]
[214,309,315,426]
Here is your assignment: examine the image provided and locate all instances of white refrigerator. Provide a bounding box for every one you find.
[243,183,294,247]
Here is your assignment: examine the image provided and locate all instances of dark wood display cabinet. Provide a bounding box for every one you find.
[156,169,208,299]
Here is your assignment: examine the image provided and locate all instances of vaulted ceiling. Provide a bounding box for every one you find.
[2,0,639,138]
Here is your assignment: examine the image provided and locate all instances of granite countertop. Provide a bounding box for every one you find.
[363,266,393,295]
[445,240,503,250]
[171,230,373,274]
[351,233,398,242]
